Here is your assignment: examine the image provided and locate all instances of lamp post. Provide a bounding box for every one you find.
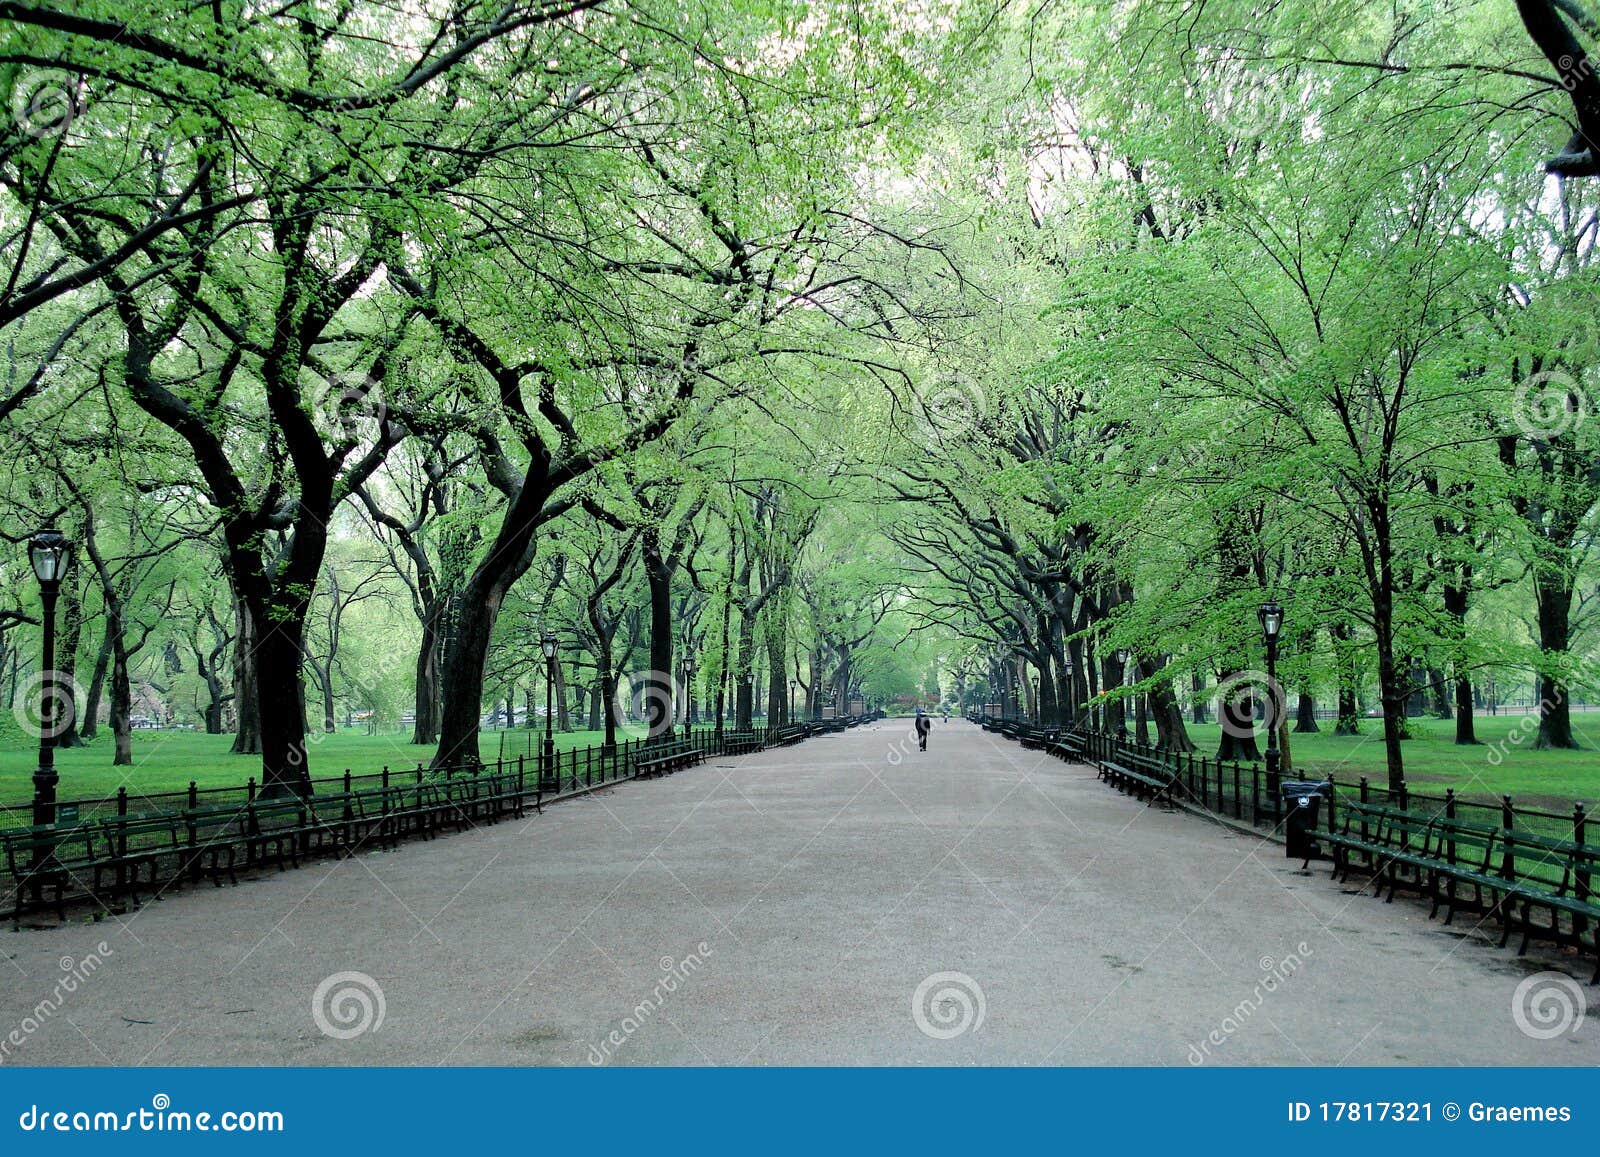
[1258,600,1284,802]
[540,632,558,791]
[28,528,69,831]
[1063,658,1075,724]
[788,679,796,725]
[681,655,695,731]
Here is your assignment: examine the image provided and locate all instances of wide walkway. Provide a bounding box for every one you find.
[1,721,1592,1064]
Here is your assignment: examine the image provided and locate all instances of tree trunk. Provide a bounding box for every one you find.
[643,529,676,740]
[1293,691,1319,733]
[1189,670,1208,723]
[80,620,111,742]
[1331,621,1360,735]
[410,606,441,745]
[230,599,262,755]
[109,633,132,767]
[1454,670,1478,745]
[54,576,84,747]
[1215,669,1262,762]
[1533,569,1580,749]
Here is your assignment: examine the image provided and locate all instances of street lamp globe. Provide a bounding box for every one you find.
[1257,600,1284,643]
[29,527,68,587]
[540,632,557,660]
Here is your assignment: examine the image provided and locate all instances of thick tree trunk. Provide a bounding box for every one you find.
[80,623,110,741]
[410,606,441,745]
[643,530,676,740]
[109,633,132,767]
[1454,671,1478,744]
[1142,655,1194,751]
[230,599,261,755]
[54,577,84,747]
[253,605,313,793]
[1190,670,1208,723]
[1294,691,1319,733]
[588,682,602,731]
[1215,671,1262,762]
[1533,570,1580,749]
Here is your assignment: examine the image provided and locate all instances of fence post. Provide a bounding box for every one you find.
[1232,761,1242,820]
[1575,803,1590,936]
[190,780,201,809]
[1250,761,1260,826]
[1444,789,1457,869]
[117,786,128,818]
[1501,794,1516,882]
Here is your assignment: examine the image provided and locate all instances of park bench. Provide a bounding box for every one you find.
[1051,733,1088,762]
[3,823,110,927]
[179,803,244,888]
[721,732,762,757]
[1319,801,1600,981]
[433,766,528,827]
[637,741,706,778]
[244,796,323,870]
[765,724,809,747]
[1499,830,1600,982]
[1018,725,1059,751]
[1098,755,1178,805]
[97,812,184,908]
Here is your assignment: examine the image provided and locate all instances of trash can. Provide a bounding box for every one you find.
[1280,779,1330,860]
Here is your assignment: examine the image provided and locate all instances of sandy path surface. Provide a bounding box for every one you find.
[0,720,1592,1065]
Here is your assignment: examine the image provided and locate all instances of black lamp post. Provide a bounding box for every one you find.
[1258,600,1284,800]
[540,632,558,791]
[1063,657,1075,724]
[681,655,695,731]
[29,528,69,831]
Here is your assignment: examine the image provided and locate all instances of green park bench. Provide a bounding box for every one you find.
[637,740,706,778]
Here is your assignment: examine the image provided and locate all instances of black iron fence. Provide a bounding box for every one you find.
[974,713,1592,870]
[2,717,877,925]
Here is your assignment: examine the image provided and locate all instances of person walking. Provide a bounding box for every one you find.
[915,706,931,752]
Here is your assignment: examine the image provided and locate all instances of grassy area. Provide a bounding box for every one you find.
[1177,711,1600,808]
[0,724,647,811]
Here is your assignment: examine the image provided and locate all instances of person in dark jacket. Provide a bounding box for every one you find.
[914,707,931,751]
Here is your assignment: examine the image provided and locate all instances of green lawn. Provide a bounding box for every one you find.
[1176,711,1600,808]
[0,724,646,813]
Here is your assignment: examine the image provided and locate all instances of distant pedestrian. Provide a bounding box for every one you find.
[915,707,931,752]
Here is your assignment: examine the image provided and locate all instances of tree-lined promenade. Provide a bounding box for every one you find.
[1,0,1599,820]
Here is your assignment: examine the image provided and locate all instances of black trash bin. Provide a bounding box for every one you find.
[1280,779,1330,860]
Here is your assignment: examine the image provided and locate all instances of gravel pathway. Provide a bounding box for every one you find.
[0,720,1592,1065]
